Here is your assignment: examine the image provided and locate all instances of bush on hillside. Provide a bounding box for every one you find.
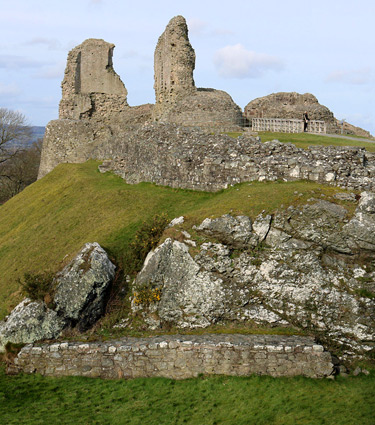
[19,271,56,305]
[124,214,169,275]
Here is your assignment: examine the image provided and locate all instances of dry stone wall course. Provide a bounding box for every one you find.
[10,335,334,379]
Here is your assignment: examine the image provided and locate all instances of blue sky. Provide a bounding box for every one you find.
[1,0,374,135]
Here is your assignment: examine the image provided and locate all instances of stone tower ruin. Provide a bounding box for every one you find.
[59,39,129,121]
[152,16,244,130]
[153,16,196,114]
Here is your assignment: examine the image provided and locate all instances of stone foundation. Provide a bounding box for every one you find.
[9,334,334,379]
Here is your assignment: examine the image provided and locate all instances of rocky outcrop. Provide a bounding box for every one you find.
[152,16,243,130]
[339,120,373,139]
[54,242,116,331]
[131,193,375,360]
[0,243,115,351]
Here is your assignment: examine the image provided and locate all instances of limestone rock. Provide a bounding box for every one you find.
[0,299,66,352]
[54,242,116,331]
[343,192,375,251]
[132,201,375,360]
[0,243,115,351]
[196,214,257,248]
[133,239,227,329]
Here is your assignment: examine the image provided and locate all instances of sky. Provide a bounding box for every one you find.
[0,0,374,135]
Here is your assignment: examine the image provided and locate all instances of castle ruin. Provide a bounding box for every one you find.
[37,15,375,193]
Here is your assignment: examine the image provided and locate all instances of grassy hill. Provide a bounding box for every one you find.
[0,160,356,319]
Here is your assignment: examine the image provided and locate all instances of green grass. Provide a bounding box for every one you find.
[1,366,374,424]
[258,132,375,152]
[0,160,355,318]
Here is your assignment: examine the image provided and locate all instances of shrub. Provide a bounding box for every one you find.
[124,214,169,275]
[19,271,55,304]
[133,286,162,306]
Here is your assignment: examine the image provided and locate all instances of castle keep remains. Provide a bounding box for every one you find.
[38,16,375,193]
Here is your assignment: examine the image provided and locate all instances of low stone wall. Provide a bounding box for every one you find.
[9,334,334,379]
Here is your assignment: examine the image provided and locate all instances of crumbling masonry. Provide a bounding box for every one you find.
[38,16,375,193]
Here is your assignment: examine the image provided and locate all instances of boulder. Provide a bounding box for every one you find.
[0,299,66,352]
[54,242,116,331]
[195,214,257,248]
[0,243,115,351]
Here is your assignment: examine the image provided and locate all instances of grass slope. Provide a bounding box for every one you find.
[258,132,375,151]
[0,160,355,318]
[1,366,374,425]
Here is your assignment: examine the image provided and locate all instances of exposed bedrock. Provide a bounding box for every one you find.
[132,194,375,360]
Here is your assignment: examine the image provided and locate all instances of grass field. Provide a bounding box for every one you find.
[1,366,374,425]
[258,132,375,152]
[0,161,355,319]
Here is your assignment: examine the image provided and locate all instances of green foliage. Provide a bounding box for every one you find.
[355,288,375,299]
[19,271,55,303]
[124,214,169,275]
[0,365,374,424]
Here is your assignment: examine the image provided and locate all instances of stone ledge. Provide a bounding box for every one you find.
[9,334,334,379]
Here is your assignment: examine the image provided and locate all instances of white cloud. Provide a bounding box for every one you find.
[0,55,46,70]
[0,82,21,98]
[187,18,234,38]
[33,62,65,79]
[326,67,374,85]
[214,44,284,79]
[24,37,63,51]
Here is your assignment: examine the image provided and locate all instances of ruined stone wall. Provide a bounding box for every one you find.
[98,124,375,192]
[9,334,334,379]
[59,39,129,121]
[152,16,243,130]
[153,16,196,116]
[244,92,338,133]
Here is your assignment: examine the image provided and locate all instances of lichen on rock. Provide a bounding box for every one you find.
[131,196,375,360]
[0,242,115,351]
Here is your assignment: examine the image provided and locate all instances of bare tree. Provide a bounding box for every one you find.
[0,107,32,165]
[0,139,42,204]
[0,108,37,203]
